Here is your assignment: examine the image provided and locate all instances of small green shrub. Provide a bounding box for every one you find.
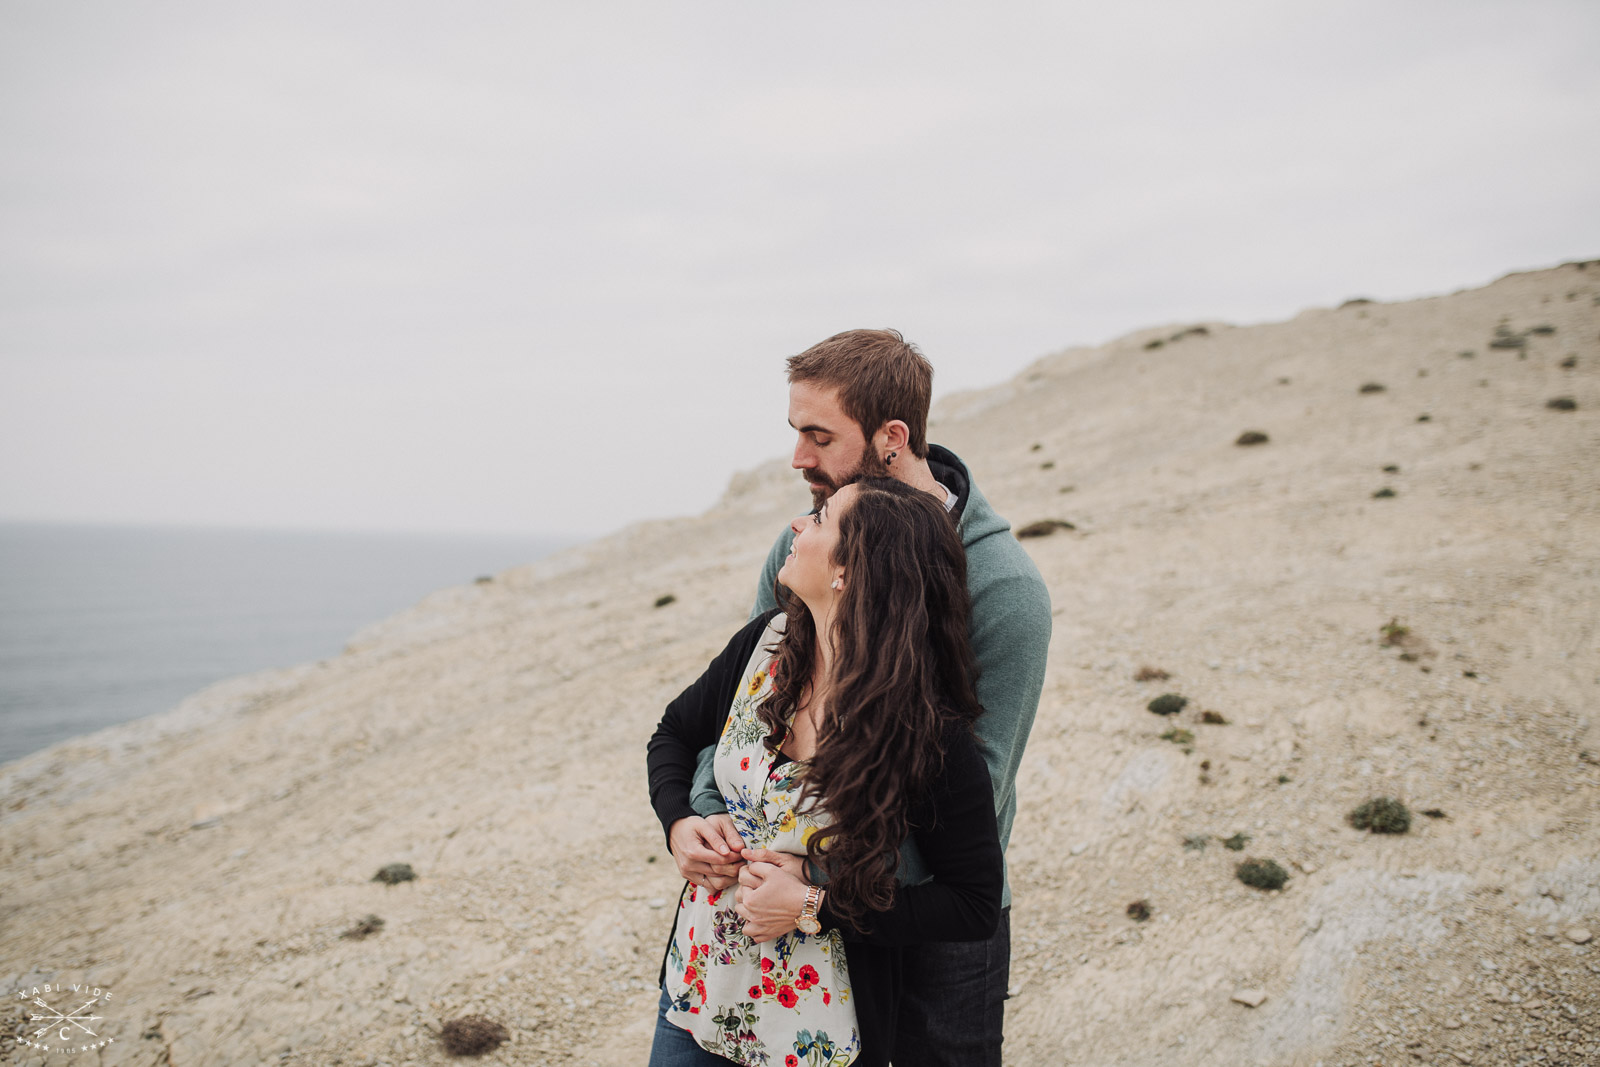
[1160,728,1194,745]
[1016,519,1075,538]
[373,863,415,885]
[440,1014,509,1056]
[1235,431,1269,446]
[340,914,385,940]
[1223,833,1250,852]
[1147,693,1188,716]
[1379,619,1410,645]
[654,593,677,608]
[1126,899,1152,922]
[1236,858,1289,891]
[1349,796,1411,834]
[1372,486,1397,498]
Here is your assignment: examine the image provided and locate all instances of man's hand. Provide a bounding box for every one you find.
[733,857,810,942]
[668,815,745,891]
[704,813,745,855]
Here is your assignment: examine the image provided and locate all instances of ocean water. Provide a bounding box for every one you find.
[0,522,569,766]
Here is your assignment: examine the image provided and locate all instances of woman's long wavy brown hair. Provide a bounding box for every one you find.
[759,476,982,927]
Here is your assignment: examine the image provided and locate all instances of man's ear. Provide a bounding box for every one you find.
[876,420,911,455]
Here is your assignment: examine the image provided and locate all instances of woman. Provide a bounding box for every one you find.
[645,477,1002,1067]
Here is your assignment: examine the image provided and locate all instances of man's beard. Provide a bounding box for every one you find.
[803,447,891,510]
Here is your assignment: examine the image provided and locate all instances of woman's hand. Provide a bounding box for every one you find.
[734,857,810,943]
[738,847,806,882]
[668,815,746,890]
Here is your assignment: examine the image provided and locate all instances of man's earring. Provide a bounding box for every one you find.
[831,577,843,591]
[885,451,898,464]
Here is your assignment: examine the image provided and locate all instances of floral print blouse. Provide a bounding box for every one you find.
[662,614,860,1066]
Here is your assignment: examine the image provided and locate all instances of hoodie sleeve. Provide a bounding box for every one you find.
[967,564,1053,826]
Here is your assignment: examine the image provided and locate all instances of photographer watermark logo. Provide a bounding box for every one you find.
[12,981,117,1055]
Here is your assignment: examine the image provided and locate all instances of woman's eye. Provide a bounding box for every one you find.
[812,512,822,525]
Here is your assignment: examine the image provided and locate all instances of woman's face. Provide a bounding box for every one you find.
[777,483,857,603]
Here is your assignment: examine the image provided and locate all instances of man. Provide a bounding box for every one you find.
[668,328,1052,1066]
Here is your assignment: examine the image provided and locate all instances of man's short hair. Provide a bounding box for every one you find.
[786,329,933,458]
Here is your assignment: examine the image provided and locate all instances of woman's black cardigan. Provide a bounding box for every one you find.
[646,610,1003,1067]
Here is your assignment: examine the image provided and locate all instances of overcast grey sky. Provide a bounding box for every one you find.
[2,1,1596,537]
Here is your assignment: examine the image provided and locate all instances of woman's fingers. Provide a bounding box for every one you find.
[739,849,805,880]
[739,847,785,865]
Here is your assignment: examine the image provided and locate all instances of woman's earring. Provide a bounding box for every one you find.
[831,577,843,591]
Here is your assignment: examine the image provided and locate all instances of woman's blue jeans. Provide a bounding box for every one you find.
[647,988,738,1067]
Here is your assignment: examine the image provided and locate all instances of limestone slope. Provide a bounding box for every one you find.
[2,262,1597,1067]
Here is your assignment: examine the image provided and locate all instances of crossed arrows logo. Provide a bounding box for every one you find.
[28,995,103,1043]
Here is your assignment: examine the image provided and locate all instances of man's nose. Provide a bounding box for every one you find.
[792,438,815,469]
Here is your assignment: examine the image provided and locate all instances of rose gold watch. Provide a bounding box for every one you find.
[796,885,823,935]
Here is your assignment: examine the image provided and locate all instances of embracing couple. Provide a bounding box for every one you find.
[646,329,1052,1066]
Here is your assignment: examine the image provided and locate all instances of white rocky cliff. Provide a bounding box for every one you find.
[3,262,1597,1066]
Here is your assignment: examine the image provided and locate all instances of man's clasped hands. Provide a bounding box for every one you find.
[667,814,816,943]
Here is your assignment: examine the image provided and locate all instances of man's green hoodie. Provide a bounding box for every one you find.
[690,445,1052,907]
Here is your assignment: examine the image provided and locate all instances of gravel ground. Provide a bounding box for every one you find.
[4,261,1597,1066]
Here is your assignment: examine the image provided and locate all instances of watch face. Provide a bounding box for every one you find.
[797,916,821,935]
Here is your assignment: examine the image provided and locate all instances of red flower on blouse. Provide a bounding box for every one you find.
[761,975,776,995]
[760,957,774,974]
[797,964,819,988]
[740,756,751,770]
[749,984,763,998]
[776,985,798,1009]
[683,964,697,983]
[786,1057,799,1067]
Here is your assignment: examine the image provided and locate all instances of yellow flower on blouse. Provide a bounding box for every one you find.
[747,670,767,696]
[777,810,797,834]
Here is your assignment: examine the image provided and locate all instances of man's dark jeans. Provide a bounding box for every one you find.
[892,906,1010,1066]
